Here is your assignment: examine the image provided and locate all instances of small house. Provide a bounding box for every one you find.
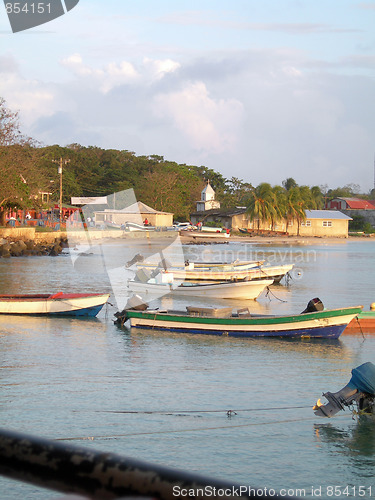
[94,201,173,228]
[287,210,352,237]
[326,198,375,210]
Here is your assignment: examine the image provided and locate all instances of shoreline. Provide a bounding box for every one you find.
[183,232,375,246]
[0,229,374,258]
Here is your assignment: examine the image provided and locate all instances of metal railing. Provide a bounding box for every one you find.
[0,428,299,499]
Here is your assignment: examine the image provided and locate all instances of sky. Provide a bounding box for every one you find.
[1,0,375,192]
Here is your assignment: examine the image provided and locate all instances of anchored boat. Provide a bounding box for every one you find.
[135,260,294,283]
[344,309,375,333]
[128,278,273,300]
[116,298,362,339]
[0,293,110,317]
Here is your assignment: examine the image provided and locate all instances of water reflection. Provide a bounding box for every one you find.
[122,326,347,359]
[0,314,106,335]
[314,417,375,474]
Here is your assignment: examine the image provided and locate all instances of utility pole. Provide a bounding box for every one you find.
[52,158,70,226]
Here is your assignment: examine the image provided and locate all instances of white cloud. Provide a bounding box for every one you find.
[153,81,244,154]
[0,59,55,126]
[143,57,181,81]
[61,54,139,93]
[1,46,374,191]
[60,54,181,93]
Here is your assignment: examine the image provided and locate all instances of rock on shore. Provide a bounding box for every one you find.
[0,237,68,258]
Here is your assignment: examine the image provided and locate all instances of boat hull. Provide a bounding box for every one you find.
[123,306,363,339]
[345,311,375,333]
[128,279,273,300]
[0,293,110,317]
[137,263,294,282]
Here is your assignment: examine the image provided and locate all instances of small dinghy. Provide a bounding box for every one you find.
[0,293,110,317]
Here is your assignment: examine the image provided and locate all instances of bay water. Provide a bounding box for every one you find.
[1,238,375,499]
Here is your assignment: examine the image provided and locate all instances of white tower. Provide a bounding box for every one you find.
[196,180,221,212]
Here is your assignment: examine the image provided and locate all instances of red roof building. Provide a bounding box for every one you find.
[326,197,375,210]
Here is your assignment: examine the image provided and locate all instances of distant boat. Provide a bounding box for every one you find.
[344,310,375,333]
[0,293,110,317]
[179,231,230,240]
[136,261,294,283]
[116,302,363,339]
[128,278,273,300]
[238,228,289,236]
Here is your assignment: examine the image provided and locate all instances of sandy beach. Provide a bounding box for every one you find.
[181,231,375,246]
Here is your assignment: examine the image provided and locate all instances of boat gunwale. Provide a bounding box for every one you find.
[125,306,363,326]
[0,293,110,302]
[129,278,274,289]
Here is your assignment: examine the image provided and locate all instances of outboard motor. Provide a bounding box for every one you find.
[301,297,324,314]
[313,362,375,417]
[123,294,148,311]
[125,253,144,268]
[114,294,148,326]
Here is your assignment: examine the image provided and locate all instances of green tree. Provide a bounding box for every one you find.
[221,177,253,208]
[247,183,277,231]
[272,185,287,229]
[285,187,306,235]
[0,98,41,225]
[282,177,298,191]
[327,183,361,199]
[310,185,324,209]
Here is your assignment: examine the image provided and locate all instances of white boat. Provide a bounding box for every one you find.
[0,293,110,316]
[137,260,264,270]
[128,278,273,300]
[249,264,294,283]
[136,262,293,283]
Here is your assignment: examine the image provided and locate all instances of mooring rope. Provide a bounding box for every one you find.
[265,286,287,302]
[56,413,354,442]
[87,404,311,415]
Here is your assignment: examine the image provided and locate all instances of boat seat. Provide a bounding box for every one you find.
[237,307,251,317]
[186,306,233,318]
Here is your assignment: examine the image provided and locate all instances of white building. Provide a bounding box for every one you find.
[196,180,220,212]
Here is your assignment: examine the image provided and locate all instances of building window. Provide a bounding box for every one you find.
[322,221,332,227]
[301,220,311,227]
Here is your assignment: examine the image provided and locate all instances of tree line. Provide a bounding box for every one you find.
[0,97,372,226]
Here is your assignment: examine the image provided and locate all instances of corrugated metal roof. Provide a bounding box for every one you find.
[305,210,352,220]
[330,197,375,209]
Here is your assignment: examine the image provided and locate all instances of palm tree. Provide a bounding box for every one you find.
[272,185,287,231]
[247,183,277,231]
[285,187,306,235]
[310,185,324,209]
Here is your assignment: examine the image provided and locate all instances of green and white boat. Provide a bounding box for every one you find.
[117,300,363,339]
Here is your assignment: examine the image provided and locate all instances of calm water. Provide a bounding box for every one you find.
[1,238,375,499]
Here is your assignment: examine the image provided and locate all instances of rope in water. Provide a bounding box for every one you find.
[56,413,353,442]
[87,404,311,415]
